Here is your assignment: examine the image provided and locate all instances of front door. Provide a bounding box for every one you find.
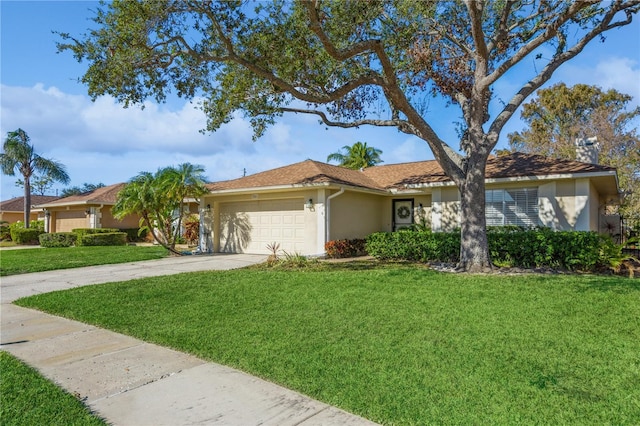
[393,199,414,231]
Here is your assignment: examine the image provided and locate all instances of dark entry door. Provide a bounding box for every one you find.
[393,199,414,231]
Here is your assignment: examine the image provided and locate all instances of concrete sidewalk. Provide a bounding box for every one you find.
[1,254,378,426]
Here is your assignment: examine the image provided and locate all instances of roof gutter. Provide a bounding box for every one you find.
[325,187,345,244]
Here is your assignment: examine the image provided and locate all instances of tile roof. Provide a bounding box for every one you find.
[0,195,61,212]
[207,152,616,193]
[35,183,126,207]
[206,160,384,192]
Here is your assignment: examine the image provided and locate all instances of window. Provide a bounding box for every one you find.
[486,188,539,227]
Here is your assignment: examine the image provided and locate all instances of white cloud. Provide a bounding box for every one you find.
[0,84,259,157]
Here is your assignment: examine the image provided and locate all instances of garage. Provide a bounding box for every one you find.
[54,210,87,232]
[218,198,306,254]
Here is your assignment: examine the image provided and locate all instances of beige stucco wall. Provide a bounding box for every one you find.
[101,207,141,229]
[431,187,461,231]
[0,212,39,224]
[46,205,140,233]
[329,191,385,240]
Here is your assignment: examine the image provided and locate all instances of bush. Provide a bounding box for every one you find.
[325,239,367,258]
[73,228,119,246]
[120,228,148,242]
[366,230,459,263]
[10,228,43,245]
[183,215,200,246]
[9,220,45,244]
[367,228,608,271]
[80,232,127,246]
[0,221,10,241]
[39,232,77,248]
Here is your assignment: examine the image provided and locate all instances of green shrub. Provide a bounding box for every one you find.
[367,228,607,272]
[0,221,10,241]
[73,228,119,246]
[80,232,127,246]
[325,239,367,258]
[366,230,459,263]
[39,232,78,248]
[9,220,45,244]
[120,228,148,242]
[10,228,43,245]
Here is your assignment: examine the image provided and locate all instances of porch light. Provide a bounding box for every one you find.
[206,204,211,211]
[305,198,313,209]
[85,209,91,216]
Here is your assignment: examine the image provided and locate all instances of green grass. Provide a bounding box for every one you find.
[0,351,106,425]
[0,245,169,276]
[15,264,640,425]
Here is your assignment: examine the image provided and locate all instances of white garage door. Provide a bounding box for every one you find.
[219,199,306,254]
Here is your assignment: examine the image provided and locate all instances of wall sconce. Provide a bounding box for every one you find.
[305,198,313,209]
[45,210,51,218]
[206,204,211,212]
[418,203,423,209]
[85,209,91,216]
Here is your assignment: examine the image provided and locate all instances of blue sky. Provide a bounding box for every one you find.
[1,1,639,199]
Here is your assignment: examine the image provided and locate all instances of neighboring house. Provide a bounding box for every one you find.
[34,183,140,233]
[200,150,620,256]
[0,195,61,223]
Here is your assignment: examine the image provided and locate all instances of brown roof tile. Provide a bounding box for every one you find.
[207,160,384,192]
[0,195,61,212]
[36,183,126,206]
[206,152,617,193]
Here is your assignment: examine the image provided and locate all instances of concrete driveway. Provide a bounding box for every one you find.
[0,253,266,304]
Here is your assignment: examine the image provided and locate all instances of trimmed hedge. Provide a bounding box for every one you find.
[10,228,43,245]
[80,232,127,246]
[39,232,78,248]
[72,228,119,246]
[366,228,609,271]
[325,239,367,258]
[366,230,459,263]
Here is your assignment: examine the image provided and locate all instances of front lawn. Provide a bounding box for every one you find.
[0,245,169,276]
[0,351,106,425]
[15,264,640,424]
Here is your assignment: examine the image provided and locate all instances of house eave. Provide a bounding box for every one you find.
[402,170,618,191]
[35,200,115,208]
[206,182,386,197]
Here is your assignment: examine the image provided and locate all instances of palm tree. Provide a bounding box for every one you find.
[1,129,70,227]
[326,141,383,170]
[113,163,207,255]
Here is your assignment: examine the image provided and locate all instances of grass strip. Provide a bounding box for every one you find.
[0,245,168,276]
[15,265,640,425]
[0,351,106,425]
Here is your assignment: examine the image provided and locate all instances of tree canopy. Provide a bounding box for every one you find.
[59,0,640,271]
[112,163,208,254]
[508,83,640,220]
[1,129,70,226]
[61,182,106,197]
[327,141,383,170]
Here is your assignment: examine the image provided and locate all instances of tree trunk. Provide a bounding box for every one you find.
[23,177,31,228]
[457,160,492,272]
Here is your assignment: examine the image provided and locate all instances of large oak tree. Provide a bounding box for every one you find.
[59,0,640,271]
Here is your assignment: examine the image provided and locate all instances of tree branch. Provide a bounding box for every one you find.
[489,2,638,137]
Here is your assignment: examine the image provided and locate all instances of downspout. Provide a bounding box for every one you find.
[325,187,345,244]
